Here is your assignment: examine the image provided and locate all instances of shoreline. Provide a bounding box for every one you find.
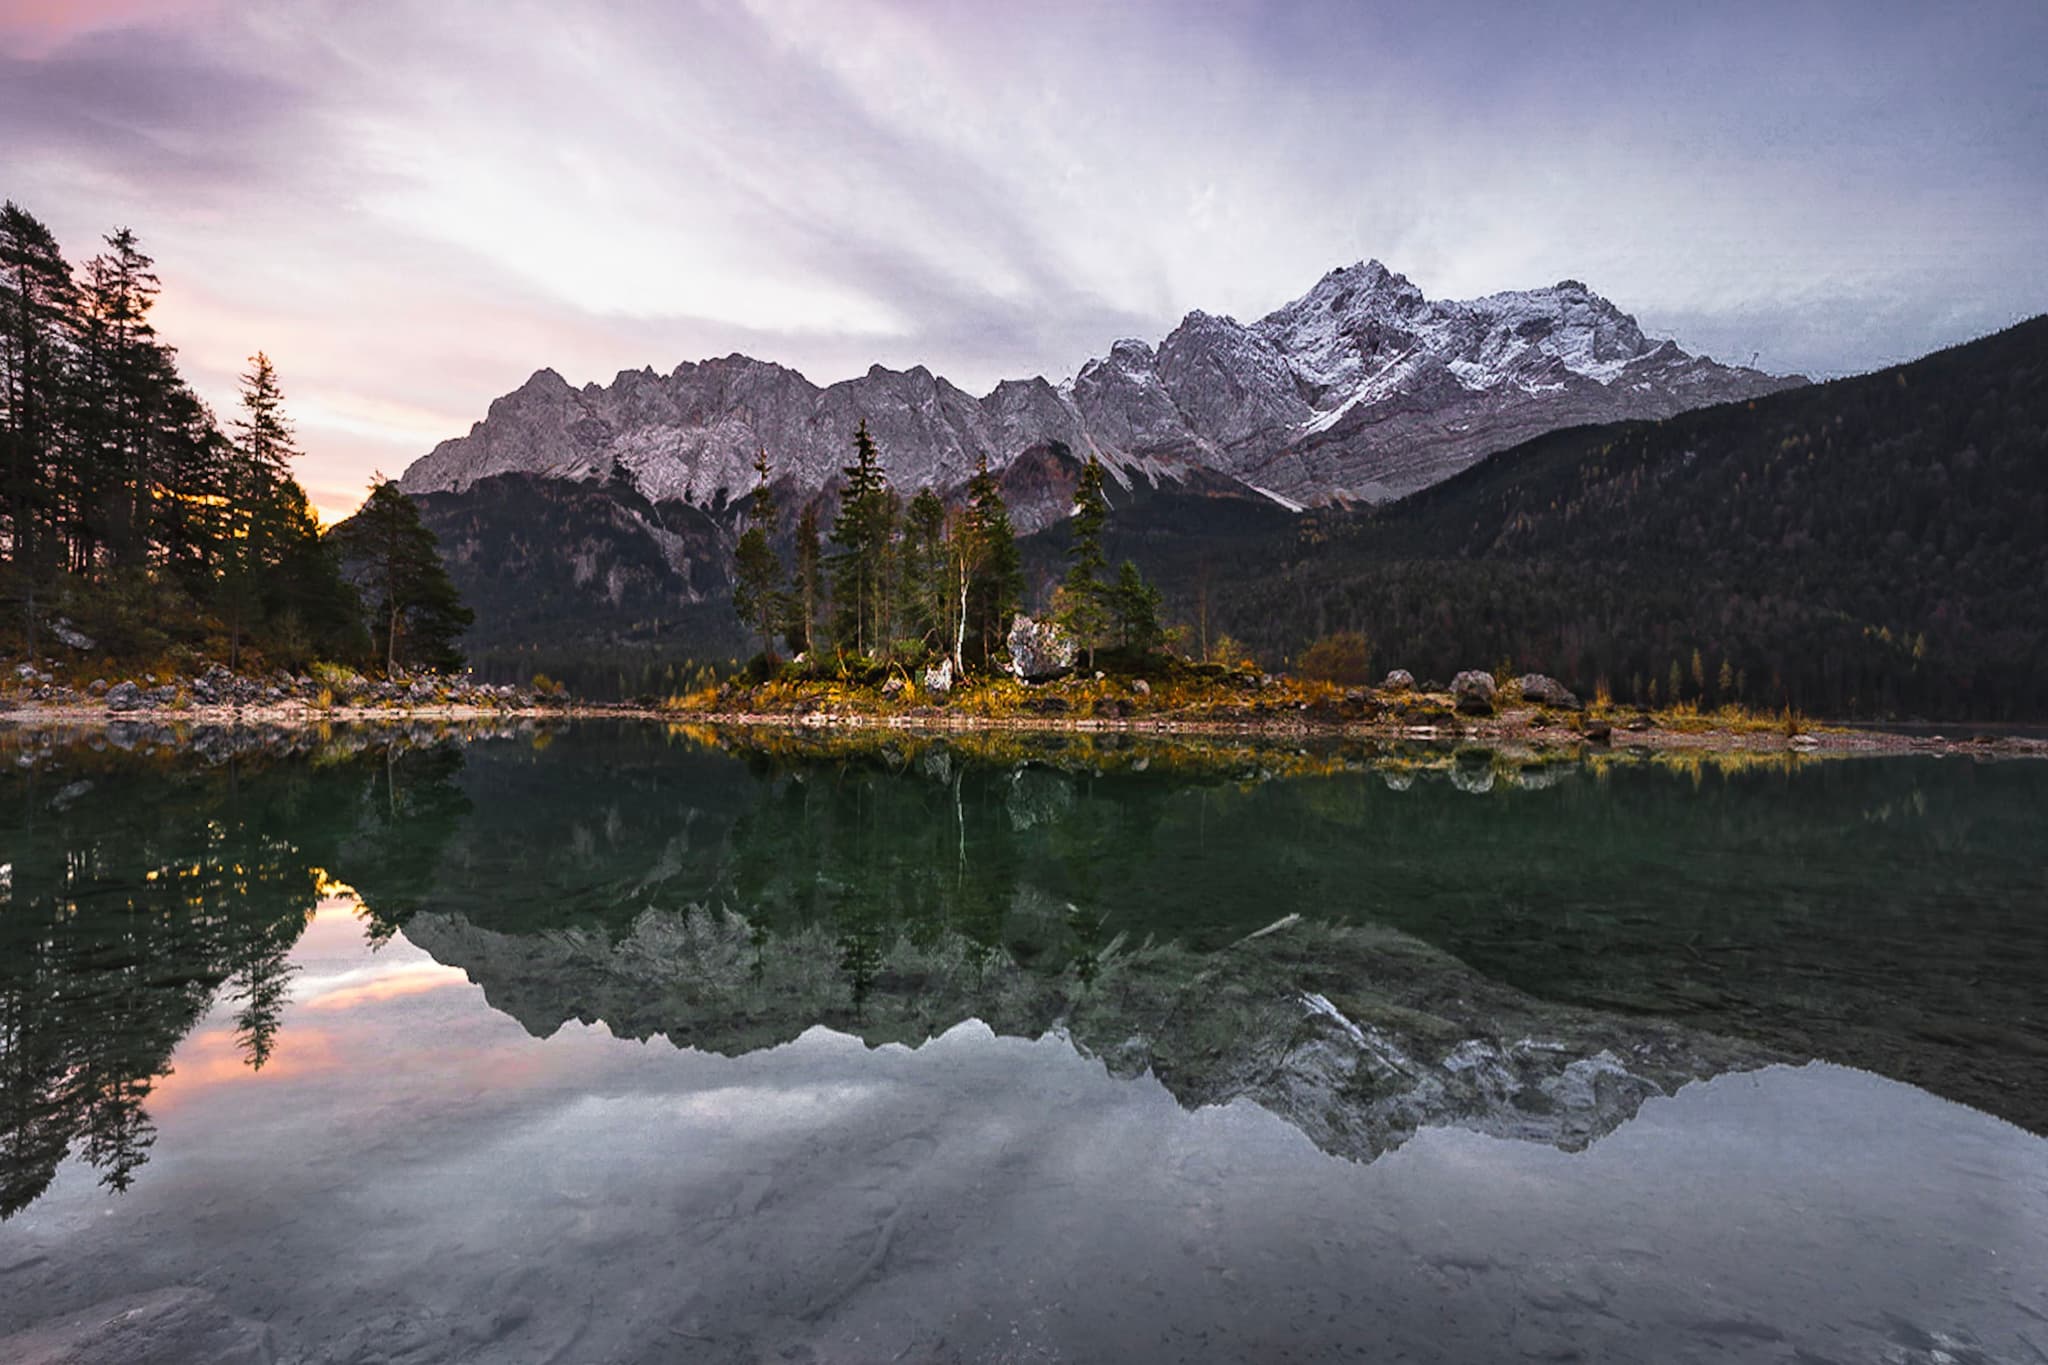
[4,698,2044,759]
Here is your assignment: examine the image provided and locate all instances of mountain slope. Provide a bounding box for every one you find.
[399,261,1795,524]
[1185,314,2048,717]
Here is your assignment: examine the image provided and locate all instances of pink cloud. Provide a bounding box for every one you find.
[0,0,221,56]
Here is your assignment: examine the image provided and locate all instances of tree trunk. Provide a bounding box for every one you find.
[953,549,969,673]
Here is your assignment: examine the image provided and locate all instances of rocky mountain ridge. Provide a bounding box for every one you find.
[399,261,1799,521]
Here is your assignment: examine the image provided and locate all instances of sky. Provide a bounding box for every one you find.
[3,0,2044,522]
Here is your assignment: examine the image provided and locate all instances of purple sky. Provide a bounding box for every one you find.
[5,0,2044,520]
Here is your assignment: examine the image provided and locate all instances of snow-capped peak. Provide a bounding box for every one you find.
[400,258,1798,514]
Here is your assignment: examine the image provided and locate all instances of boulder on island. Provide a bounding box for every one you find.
[1006,615,1077,682]
[1450,670,1497,715]
[1381,668,1415,691]
[1516,673,1581,709]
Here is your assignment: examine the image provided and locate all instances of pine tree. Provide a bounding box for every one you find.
[732,447,783,660]
[899,485,950,649]
[153,389,231,595]
[329,480,474,675]
[829,420,896,656]
[960,454,1021,670]
[785,504,823,655]
[71,228,165,570]
[1110,559,1163,651]
[217,353,301,666]
[1060,455,1111,668]
[0,201,78,651]
[233,352,294,484]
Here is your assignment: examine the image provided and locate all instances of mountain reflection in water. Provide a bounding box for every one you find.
[4,721,2045,1213]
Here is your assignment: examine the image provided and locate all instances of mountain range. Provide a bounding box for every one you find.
[397,261,1798,524]
[388,265,2048,719]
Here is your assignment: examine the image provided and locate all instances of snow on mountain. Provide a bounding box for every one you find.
[399,261,1800,518]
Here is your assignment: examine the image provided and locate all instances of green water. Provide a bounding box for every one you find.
[1,722,2044,1361]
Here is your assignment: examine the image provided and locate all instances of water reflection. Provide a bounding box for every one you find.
[4,721,2046,1217]
[0,731,469,1215]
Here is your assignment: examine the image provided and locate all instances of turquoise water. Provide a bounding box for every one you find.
[1,723,2044,1361]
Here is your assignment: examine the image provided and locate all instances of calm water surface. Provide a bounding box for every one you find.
[1,722,2045,1363]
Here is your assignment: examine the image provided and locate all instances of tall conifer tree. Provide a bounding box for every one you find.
[961,454,1021,669]
[829,420,895,655]
[899,485,950,649]
[329,480,473,675]
[0,201,78,649]
[1060,455,1111,668]
[784,504,823,655]
[732,447,784,660]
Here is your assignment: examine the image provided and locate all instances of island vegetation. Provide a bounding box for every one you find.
[671,416,1871,749]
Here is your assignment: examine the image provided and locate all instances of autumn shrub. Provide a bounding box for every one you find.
[311,661,364,698]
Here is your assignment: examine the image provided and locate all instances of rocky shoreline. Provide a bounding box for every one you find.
[4,661,2042,758]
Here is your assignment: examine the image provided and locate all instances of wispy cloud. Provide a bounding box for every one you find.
[5,0,2043,519]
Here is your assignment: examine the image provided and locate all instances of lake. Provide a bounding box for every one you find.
[2,721,2045,1363]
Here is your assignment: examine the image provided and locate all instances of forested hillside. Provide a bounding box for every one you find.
[1190,316,2048,717]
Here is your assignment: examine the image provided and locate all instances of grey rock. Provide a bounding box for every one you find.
[1381,668,1415,691]
[87,678,108,696]
[1130,678,1151,698]
[104,681,144,712]
[1517,673,1581,708]
[49,617,95,651]
[881,675,905,699]
[1006,615,1077,682]
[920,657,954,696]
[1451,670,1498,715]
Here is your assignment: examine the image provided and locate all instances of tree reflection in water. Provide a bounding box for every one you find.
[0,732,470,1217]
